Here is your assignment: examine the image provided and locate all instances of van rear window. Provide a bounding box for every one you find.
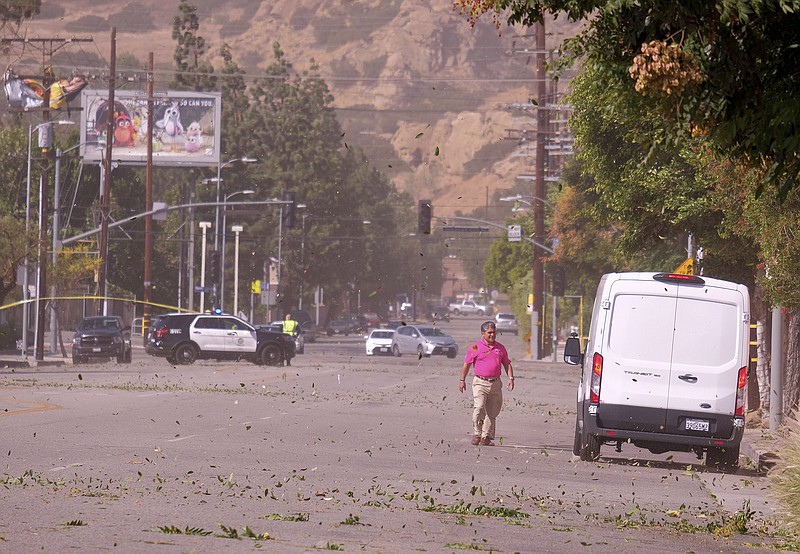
[608,294,674,362]
[673,297,738,366]
[608,294,738,366]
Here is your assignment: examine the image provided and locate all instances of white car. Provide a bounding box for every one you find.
[495,313,519,335]
[392,324,458,358]
[365,329,395,356]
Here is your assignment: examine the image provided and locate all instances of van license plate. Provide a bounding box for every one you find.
[685,418,709,432]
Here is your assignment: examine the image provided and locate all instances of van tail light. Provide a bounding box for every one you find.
[590,352,603,403]
[735,365,747,416]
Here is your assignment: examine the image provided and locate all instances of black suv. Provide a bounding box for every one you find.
[72,316,132,364]
[146,313,295,366]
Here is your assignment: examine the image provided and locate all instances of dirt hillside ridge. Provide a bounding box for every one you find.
[12,0,574,216]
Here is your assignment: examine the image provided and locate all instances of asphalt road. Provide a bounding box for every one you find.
[0,316,785,552]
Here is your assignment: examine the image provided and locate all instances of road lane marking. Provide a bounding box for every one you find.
[0,396,61,417]
[167,434,198,442]
[378,376,430,390]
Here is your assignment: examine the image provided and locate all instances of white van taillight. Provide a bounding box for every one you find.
[735,366,747,416]
[590,353,603,403]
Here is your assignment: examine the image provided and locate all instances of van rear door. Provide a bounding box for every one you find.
[665,283,748,435]
[597,277,677,432]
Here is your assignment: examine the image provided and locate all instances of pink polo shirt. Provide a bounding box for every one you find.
[464,339,509,379]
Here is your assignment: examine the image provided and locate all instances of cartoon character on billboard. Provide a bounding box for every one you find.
[114,112,135,147]
[156,101,184,151]
[184,121,203,152]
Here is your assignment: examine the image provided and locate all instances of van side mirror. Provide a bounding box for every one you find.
[563,335,582,366]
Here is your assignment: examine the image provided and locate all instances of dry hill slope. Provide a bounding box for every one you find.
[9,0,577,216]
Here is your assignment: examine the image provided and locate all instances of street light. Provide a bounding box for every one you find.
[198,221,212,312]
[498,194,554,211]
[499,194,553,360]
[50,142,83,353]
[220,189,255,311]
[231,225,244,316]
[204,157,257,251]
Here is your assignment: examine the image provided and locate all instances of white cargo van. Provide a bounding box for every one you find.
[564,272,750,470]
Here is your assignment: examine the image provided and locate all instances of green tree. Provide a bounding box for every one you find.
[0,0,39,28]
[171,0,216,92]
[218,42,250,155]
[455,0,800,197]
[0,215,30,306]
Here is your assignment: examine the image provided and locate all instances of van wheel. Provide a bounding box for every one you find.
[392,344,401,357]
[706,446,740,472]
[579,430,601,461]
[174,343,198,365]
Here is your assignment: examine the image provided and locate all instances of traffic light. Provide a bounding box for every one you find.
[418,199,432,235]
[208,250,221,285]
[552,266,565,297]
[282,191,296,228]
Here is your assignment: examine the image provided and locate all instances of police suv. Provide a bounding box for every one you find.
[146,313,295,366]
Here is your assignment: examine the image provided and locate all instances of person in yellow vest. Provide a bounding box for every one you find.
[282,313,299,366]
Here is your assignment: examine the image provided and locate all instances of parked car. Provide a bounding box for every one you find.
[392,323,458,358]
[449,299,487,316]
[267,322,305,354]
[349,314,368,333]
[146,313,294,366]
[72,315,132,364]
[428,305,451,322]
[495,313,519,335]
[326,316,354,336]
[365,329,396,356]
[300,320,317,343]
[362,312,380,327]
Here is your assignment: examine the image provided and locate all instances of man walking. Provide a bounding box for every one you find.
[459,320,514,446]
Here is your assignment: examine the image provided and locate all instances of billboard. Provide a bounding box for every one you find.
[80,90,221,167]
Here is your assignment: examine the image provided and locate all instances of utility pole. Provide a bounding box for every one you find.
[97,27,116,315]
[532,21,547,360]
[143,52,154,345]
[34,90,51,362]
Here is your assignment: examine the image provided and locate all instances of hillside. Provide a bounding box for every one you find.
[7,0,579,217]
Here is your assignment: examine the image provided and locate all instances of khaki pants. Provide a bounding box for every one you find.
[472,377,503,439]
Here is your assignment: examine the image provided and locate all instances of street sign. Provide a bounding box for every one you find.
[674,258,694,275]
[194,285,212,293]
[507,224,521,242]
[443,226,491,233]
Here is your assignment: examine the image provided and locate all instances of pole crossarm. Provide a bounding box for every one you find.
[437,215,555,254]
[61,200,293,246]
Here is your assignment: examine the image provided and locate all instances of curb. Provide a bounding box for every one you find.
[741,434,780,472]
[1,357,69,369]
